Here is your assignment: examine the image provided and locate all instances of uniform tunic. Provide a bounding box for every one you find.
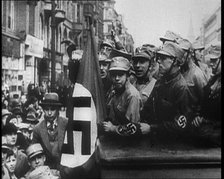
[182,61,207,114]
[108,81,142,125]
[141,70,193,135]
[194,72,221,146]
[132,76,157,107]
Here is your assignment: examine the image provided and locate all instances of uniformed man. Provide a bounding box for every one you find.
[99,39,115,58]
[131,45,158,106]
[98,53,112,101]
[103,57,142,136]
[140,41,193,138]
[177,38,207,116]
[191,43,221,147]
[24,143,60,179]
[192,43,212,82]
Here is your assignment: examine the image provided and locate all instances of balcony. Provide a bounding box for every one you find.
[55,9,66,24]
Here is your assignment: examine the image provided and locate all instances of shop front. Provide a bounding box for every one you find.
[24,34,44,94]
[2,34,23,98]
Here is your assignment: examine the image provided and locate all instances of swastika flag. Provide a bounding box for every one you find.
[61,23,106,167]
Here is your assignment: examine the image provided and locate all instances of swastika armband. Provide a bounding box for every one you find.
[176,115,187,129]
[116,123,141,136]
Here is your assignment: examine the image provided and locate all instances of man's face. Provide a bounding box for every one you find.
[195,49,204,61]
[100,45,112,58]
[210,58,221,74]
[29,154,46,170]
[110,70,128,90]
[157,55,174,75]
[5,133,17,146]
[5,154,17,173]
[43,106,58,122]
[100,61,110,79]
[132,58,150,78]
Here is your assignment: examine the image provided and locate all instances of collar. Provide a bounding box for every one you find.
[46,118,58,128]
[162,68,180,83]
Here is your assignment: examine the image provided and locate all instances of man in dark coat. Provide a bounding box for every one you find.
[32,93,68,170]
[140,41,193,138]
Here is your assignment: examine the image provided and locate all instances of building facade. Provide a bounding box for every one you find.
[2,0,104,98]
[193,3,221,63]
[103,0,134,54]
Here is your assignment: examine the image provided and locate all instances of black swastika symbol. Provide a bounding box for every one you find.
[126,123,137,135]
[177,115,187,128]
[62,97,91,155]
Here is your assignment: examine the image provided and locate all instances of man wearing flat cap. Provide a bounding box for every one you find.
[140,41,194,138]
[190,43,221,147]
[32,93,68,170]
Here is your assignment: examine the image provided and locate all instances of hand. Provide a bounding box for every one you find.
[140,123,151,135]
[191,116,204,127]
[103,121,116,132]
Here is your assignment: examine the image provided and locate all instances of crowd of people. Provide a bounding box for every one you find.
[1,29,221,179]
[1,80,74,178]
[98,30,221,147]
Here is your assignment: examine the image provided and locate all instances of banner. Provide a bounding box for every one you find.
[61,24,106,167]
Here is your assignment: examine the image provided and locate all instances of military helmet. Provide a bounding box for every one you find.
[109,56,131,71]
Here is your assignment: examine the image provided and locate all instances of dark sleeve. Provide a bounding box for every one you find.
[140,89,156,124]
[68,60,80,84]
[141,84,193,134]
[160,84,193,133]
[32,127,40,144]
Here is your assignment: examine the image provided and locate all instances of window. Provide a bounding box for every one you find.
[18,75,23,81]
[7,0,15,30]
[11,85,17,92]
[77,4,80,23]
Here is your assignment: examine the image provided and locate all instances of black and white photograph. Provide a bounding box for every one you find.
[2,0,221,178]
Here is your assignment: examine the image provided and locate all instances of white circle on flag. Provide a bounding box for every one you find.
[60,83,97,167]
